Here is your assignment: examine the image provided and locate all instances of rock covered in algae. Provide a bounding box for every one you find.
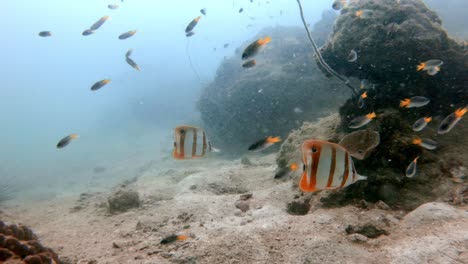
[198,10,349,155]
[0,220,60,263]
[107,188,141,214]
[320,0,467,116]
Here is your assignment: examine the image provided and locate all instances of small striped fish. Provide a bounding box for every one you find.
[299,140,367,192]
[173,126,216,160]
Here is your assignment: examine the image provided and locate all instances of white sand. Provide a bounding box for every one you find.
[1,153,467,264]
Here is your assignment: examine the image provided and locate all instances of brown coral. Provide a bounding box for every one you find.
[0,220,59,264]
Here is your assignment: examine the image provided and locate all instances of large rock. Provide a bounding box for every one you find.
[198,11,350,156]
[107,189,140,214]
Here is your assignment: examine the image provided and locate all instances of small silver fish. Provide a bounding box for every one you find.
[347,49,357,62]
[438,107,467,134]
[358,91,367,109]
[185,16,201,33]
[126,57,140,71]
[417,59,443,71]
[405,157,419,178]
[91,79,111,91]
[348,112,376,129]
[57,134,79,148]
[108,4,119,10]
[82,29,95,36]
[400,96,430,108]
[332,0,347,10]
[118,30,136,40]
[125,49,133,58]
[248,136,281,151]
[426,66,441,76]
[356,9,374,19]
[239,8,244,13]
[90,16,110,31]
[412,138,437,150]
[412,117,432,132]
[38,31,52,37]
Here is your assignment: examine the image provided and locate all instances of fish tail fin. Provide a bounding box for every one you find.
[177,235,189,241]
[367,112,376,119]
[357,174,367,181]
[267,136,281,143]
[424,117,432,123]
[258,36,271,45]
[70,134,79,139]
[399,99,410,108]
[412,138,422,145]
[416,63,425,71]
[455,107,468,118]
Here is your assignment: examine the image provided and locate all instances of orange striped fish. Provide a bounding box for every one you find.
[173,125,219,160]
[299,140,367,192]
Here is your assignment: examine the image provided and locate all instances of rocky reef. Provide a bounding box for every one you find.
[321,0,466,116]
[0,221,60,263]
[198,10,350,155]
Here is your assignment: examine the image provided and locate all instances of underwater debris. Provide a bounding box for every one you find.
[0,220,61,263]
[338,129,380,160]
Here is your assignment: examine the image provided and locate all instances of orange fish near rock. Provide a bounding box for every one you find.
[242,37,271,60]
[173,126,219,160]
[299,140,367,192]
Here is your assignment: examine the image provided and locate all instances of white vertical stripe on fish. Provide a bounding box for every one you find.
[332,148,345,188]
[316,144,332,190]
[306,151,313,186]
[345,154,354,186]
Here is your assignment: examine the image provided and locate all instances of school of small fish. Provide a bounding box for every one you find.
[41,0,465,198]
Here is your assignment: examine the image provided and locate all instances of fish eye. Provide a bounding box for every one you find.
[180,129,185,134]
[358,150,363,154]
[311,147,317,153]
[174,142,177,147]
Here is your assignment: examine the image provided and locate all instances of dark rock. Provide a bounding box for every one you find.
[107,189,140,214]
[286,199,311,215]
[235,200,250,212]
[198,12,348,156]
[345,224,389,238]
[240,193,253,201]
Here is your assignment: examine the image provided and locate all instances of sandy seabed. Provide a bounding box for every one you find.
[1,154,467,264]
